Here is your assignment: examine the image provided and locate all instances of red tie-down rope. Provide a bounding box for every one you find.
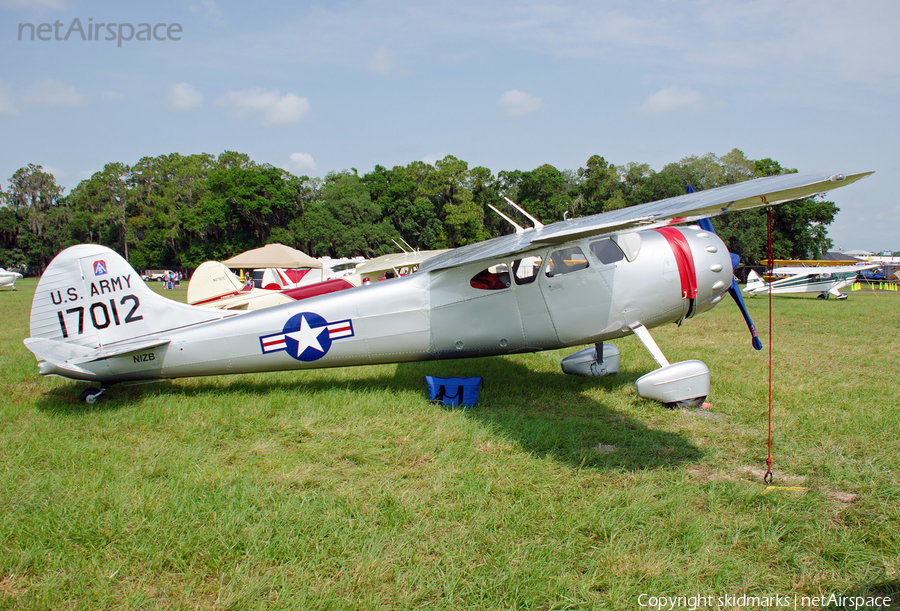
[764,205,774,485]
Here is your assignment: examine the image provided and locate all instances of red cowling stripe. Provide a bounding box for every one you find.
[653,227,698,299]
[281,278,355,301]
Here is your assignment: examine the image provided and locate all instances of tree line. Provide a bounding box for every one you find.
[0,148,840,275]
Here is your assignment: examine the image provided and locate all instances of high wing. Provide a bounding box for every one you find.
[772,263,877,277]
[761,259,863,267]
[352,249,451,281]
[419,171,872,273]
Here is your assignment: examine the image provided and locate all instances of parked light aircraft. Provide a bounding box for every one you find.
[1,268,23,290]
[187,261,357,311]
[23,171,871,405]
[744,262,876,299]
[186,250,450,311]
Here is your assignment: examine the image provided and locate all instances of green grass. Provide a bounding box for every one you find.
[2,280,899,609]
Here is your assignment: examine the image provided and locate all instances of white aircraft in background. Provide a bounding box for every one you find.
[744,261,877,300]
[22,171,871,406]
[0,268,23,290]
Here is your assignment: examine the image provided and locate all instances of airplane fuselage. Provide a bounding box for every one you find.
[32,227,735,384]
[745,270,859,296]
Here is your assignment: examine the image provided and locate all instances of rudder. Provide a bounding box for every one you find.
[29,244,231,350]
[186,260,246,306]
[744,270,767,294]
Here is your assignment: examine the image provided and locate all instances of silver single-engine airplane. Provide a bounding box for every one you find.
[23,171,871,405]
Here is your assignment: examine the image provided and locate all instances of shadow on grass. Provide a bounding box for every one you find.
[395,356,702,472]
[35,354,701,472]
[827,580,900,610]
[33,369,415,415]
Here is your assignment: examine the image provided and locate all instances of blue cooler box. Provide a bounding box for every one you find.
[425,376,482,408]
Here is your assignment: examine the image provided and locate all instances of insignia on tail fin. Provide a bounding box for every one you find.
[25,244,234,379]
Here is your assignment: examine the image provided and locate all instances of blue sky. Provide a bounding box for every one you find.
[2,0,897,251]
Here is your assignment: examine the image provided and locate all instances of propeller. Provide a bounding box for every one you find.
[689,186,763,351]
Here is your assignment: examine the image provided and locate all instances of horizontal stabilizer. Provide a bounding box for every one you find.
[25,336,171,366]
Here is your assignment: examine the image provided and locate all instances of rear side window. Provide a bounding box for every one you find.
[470,264,511,290]
[590,239,625,264]
[545,247,589,277]
[512,256,543,285]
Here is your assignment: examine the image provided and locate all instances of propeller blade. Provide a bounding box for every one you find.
[693,195,762,350]
[728,277,763,350]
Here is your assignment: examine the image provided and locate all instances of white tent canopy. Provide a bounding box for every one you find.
[222,243,321,269]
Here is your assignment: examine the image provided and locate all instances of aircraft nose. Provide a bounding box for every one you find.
[687,228,734,315]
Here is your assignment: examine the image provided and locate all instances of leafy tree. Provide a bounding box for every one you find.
[4,164,66,272]
[575,155,625,215]
[204,161,303,263]
[66,162,131,258]
[362,163,443,250]
[657,149,838,263]
[514,164,574,223]
[1,147,845,272]
[425,155,489,247]
[468,165,508,238]
[298,171,398,257]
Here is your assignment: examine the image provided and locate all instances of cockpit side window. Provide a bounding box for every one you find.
[470,264,511,290]
[512,256,543,285]
[545,246,589,277]
[589,238,625,264]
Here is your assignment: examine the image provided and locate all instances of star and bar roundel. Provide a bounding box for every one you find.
[259,312,354,362]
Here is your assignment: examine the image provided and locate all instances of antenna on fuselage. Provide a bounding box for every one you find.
[503,196,544,230]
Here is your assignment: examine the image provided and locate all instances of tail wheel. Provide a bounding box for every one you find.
[79,387,104,404]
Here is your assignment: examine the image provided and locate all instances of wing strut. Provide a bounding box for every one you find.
[503,197,544,230]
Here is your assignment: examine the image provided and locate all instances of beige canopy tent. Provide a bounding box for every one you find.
[222,243,321,269]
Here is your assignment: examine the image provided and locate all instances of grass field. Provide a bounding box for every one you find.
[2,279,899,610]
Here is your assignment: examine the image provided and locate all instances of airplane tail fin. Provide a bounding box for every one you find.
[27,244,232,354]
[186,260,247,306]
[744,270,767,294]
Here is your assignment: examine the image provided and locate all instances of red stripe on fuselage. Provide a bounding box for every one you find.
[653,227,698,299]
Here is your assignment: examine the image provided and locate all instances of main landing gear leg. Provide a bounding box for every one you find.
[629,323,710,408]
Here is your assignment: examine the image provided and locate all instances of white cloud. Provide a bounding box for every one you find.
[165,82,204,112]
[368,46,394,74]
[497,90,543,117]
[639,87,702,115]
[218,88,311,127]
[285,152,317,176]
[263,93,311,127]
[24,79,85,107]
